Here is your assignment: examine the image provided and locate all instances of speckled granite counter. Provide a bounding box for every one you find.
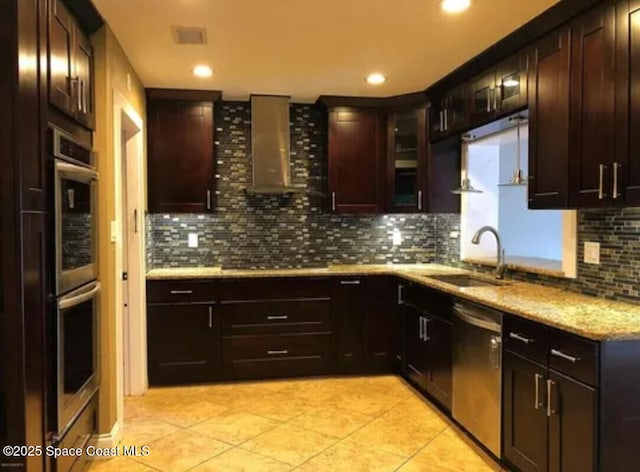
[147,264,640,341]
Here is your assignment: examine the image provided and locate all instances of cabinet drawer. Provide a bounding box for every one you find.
[220,277,330,301]
[548,329,599,387]
[402,284,453,322]
[222,333,332,380]
[220,300,331,336]
[504,315,549,365]
[147,280,217,303]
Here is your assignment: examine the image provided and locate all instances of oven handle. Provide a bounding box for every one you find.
[56,161,98,182]
[59,282,101,310]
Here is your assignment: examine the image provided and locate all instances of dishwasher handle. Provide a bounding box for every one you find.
[453,304,501,333]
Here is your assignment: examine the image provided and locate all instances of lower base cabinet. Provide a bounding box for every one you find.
[147,304,219,385]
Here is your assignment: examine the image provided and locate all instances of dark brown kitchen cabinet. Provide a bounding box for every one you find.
[528,27,572,209]
[496,53,529,114]
[333,277,393,373]
[386,107,427,213]
[615,0,640,205]
[469,71,497,124]
[548,370,597,472]
[404,304,429,388]
[430,84,469,141]
[327,108,385,213]
[147,95,216,213]
[503,351,549,472]
[48,0,94,130]
[147,303,219,385]
[569,4,616,207]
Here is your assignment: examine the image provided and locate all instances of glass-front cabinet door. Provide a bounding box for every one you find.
[388,107,427,212]
[496,53,528,113]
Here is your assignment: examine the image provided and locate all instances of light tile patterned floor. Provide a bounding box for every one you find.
[85,376,504,472]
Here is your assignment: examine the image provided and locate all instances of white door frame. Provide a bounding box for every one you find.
[113,90,147,430]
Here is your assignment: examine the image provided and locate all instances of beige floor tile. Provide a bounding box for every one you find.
[287,405,373,439]
[295,442,406,472]
[239,393,316,421]
[85,457,155,472]
[411,427,502,472]
[241,423,337,467]
[277,379,351,403]
[341,409,448,458]
[121,417,181,446]
[151,399,230,427]
[328,390,404,416]
[189,409,280,445]
[191,448,292,472]
[137,429,231,471]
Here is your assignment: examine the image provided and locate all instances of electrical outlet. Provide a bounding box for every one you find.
[188,233,199,248]
[584,242,600,265]
[392,228,402,246]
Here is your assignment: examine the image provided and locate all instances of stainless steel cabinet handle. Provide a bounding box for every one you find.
[613,162,620,199]
[76,77,82,111]
[267,350,288,355]
[82,79,87,113]
[170,290,193,295]
[397,285,404,305]
[267,315,288,321]
[509,332,533,344]
[419,316,424,341]
[424,318,430,341]
[490,336,501,368]
[534,374,541,409]
[550,349,580,363]
[487,89,492,113]
[547,379,555,417]
[493,86,499,110]
[331,192,336,211]
[439,110,444,132]
[340,280,361,285]
[599,164,605,200]
[207,190,212,210]
[208,306,213,328]
[444,108,448,130]
[417,190,423,211]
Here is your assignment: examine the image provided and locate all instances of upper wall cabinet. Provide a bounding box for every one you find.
[386,107,428,213]
[528,27,572,209]
[615,0,640,205]
[327,107,386,214]
[147,90,220,213]
[430,84,469,141]
[48,0,95,130]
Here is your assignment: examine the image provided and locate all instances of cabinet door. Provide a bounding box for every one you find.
[503,351,549,472]
[569,4,616,207]
[424,316,452,411]
[364,277,393,373]
[403,305,427,389]
[469,71,496,124]
[445,85,469,134]
[387,108,427,213]
[147,304,218,384]
[328,108,385,213]
[147,101,215,213]
[49,0,75,117]
[74,29,95,130]
[615,0,640,204]
[528,28,571,209]
[548,370,597,472]
[393,285,405,374]
[333,279,366,373]
[497,53,529,114]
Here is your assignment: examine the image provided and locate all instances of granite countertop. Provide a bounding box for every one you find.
[462,255,565,278]
[146,264,640,341]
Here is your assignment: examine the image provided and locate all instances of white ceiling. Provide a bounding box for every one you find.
[93,0,559,102]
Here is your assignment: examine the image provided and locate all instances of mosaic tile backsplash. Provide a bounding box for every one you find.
[146,102,437,269]
[146,101,640,303]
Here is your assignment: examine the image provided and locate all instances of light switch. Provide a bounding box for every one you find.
[188,233,199,248]
[584,242,600,265]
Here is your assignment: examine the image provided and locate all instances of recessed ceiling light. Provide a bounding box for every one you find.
[366,73,387,85]
[193,65,213,78]
[442,0,471,14]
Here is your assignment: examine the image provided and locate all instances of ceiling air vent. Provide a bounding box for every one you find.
[172,26,207,45]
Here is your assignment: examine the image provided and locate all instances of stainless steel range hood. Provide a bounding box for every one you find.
[245,95,304,194]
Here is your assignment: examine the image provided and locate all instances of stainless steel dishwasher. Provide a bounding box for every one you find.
[452,301,503,458]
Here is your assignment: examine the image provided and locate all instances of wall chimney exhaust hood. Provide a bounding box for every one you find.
[245,95,304,194]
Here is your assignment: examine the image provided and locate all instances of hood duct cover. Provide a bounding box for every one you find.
[246,95,303,194]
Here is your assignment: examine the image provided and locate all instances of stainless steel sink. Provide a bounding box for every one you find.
[427,274,507,288]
